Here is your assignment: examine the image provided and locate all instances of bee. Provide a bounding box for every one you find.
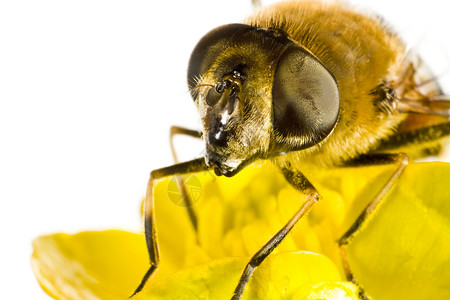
[134,1,450,299]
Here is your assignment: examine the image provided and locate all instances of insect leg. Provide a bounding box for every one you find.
[377,122,450,152]
[232,167,320,300]
[132,157,210,297]
[169,126,203,231]
[338,153,409,283]
[170,126,202,163]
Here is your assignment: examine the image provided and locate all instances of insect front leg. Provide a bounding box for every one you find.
[132,157,210,296]
[169,126,203,231]
[338,153,409,293]
[232,167,320,300]
[169,126,202,164]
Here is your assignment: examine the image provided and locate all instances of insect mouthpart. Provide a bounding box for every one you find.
[205,152,232,177]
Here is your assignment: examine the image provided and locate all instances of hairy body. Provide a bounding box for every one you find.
[245,1,444,169]
[136,1,450,298]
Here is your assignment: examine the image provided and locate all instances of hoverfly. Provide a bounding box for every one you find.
[135,1,450,299]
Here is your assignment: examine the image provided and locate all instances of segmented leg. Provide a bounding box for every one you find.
[338,153,409,288]
[377,122,450,152]
[231,167,320,300]
[170,126,202,163]
[131,157,210,296]
[169,126,202,230]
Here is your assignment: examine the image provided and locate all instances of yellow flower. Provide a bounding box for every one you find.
[32,162,450,299]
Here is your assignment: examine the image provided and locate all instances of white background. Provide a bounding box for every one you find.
[1,0,449,298]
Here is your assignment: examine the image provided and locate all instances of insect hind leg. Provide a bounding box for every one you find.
[338,153,409,287]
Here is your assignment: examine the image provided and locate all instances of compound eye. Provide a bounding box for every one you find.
[187,23,253,98]
[272,45,340,150]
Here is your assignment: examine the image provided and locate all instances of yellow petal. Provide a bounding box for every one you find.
[290,282,359,300]
[32,162,450,300]
[31,230,148,299]
[153,177,211,275]
[246,251,348,299]
[135,251,358,300]
[347,162,450,299]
